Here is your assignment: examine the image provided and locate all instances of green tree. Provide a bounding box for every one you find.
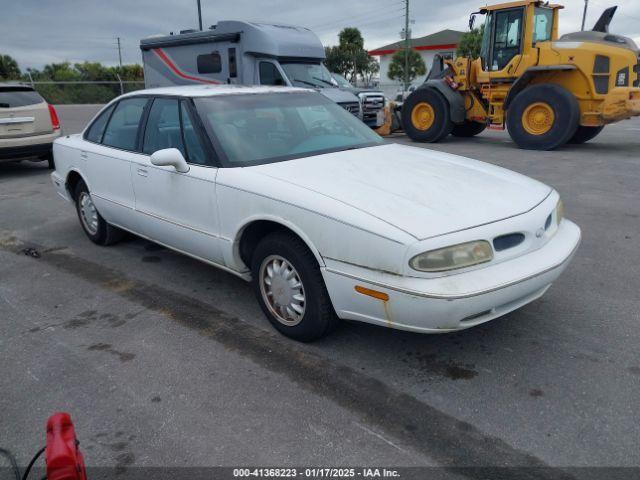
[338,27,365,51]
[387,49,426,84]
[324,46,351,77]
[0,54,21,80]
[457,25,485,59]
[361,55,380,86]
[22,61,145,104]
[74,62,114,81]
[332,27,377,82]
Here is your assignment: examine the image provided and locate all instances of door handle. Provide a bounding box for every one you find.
[137,168,148,177]
[80,151,88,159]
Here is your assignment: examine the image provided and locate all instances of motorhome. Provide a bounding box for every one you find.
[140,21,362,118]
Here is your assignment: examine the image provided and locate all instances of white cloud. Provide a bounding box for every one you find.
[3,0,640,69]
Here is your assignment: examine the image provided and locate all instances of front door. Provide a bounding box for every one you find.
[481,7,525,78]
[130,97,223,263]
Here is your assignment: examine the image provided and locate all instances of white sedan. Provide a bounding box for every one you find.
[51,85,581,341]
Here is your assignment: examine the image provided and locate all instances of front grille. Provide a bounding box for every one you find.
[493,233,525,252]
[361,94,385,120]
[339,101,360,117]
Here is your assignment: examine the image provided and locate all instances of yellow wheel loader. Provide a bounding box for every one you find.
[401,0,640,150]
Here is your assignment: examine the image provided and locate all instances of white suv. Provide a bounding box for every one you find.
[0,84,61,168]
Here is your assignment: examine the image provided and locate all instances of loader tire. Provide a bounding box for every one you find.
[568,125,604,144]
[402,88,453,143]
[507,84,579,150]
[451,121,486,137]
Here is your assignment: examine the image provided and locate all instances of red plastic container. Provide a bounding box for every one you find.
[45,413,87,480]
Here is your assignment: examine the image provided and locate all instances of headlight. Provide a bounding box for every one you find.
[409,240,493,272]
[555,199,564,226]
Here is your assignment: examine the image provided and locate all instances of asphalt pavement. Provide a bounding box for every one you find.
[0,105,638,478]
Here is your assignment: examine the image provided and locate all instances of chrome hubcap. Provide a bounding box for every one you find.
[79,192,99,235]
[259,255,306,326]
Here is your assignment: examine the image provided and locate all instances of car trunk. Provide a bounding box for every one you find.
[0,88,52,139]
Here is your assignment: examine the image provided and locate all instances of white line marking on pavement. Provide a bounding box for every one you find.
[353,422,409,454]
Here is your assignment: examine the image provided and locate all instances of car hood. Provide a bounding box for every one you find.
[252,143,552,240]
[317,87,360,103]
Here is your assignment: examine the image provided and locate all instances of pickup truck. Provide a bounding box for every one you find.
[330,73,385,128]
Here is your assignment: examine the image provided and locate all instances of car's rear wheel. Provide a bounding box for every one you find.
[251,231,339,342]
[74,180,124,246]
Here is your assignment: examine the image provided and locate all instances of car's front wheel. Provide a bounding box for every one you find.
[251,231,339,342]
[74,180,124,246]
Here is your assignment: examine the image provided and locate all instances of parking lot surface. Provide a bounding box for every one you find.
[1,105,639,475]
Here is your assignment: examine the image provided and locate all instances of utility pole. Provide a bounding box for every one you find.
[197,0,203,30]
[581,0,589,31]
[404,0,410,91]
[116,37,123,68]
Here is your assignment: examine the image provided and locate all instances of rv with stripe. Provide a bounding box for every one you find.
[140,22,363,119]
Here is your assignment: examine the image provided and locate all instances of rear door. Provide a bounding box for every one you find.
[82,97,149,231]
[0,87,52,139]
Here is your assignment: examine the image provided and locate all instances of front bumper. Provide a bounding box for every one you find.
[322,219,581,333]
[0,131,60,161]
[0,142,53,161]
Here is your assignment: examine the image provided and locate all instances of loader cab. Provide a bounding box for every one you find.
[476,1,561,77]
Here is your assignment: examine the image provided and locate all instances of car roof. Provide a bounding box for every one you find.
[120,84,311,99]
[0,82,35,91]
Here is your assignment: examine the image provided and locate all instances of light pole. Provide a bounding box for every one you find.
[404,0,410,91]
[197,0,203,30]
[581,0,589,31]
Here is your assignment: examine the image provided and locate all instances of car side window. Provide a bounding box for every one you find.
[102,97,148,151]
[260,62,285,86]
[85,104,115,143]
[180,101,208,165]
[143,98,186,157]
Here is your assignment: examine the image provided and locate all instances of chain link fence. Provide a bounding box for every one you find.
[27,80,145,104]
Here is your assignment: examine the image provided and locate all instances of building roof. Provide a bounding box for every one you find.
[369,29,465,56]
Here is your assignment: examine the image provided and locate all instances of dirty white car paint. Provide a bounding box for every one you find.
[51,85,581,335]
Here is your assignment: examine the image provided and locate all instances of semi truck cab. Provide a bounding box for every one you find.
[140,21,362,118]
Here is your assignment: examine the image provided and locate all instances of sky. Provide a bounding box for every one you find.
[3,0,640,70]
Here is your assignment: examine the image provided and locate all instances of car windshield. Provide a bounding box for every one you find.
[194,92,383,167]
[332,73,352,89]
[280,62,336,89]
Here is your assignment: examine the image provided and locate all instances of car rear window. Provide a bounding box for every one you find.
[0,88,44,108]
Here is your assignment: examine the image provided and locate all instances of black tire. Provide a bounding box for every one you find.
[251,231,339,342]
[74,180,124,246]
[451,121,486,137]
[401,87,453,142]
[507,84,579,150]
[568,125,604,144]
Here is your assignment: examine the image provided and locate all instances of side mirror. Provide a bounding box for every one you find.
[150,148,190,173]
